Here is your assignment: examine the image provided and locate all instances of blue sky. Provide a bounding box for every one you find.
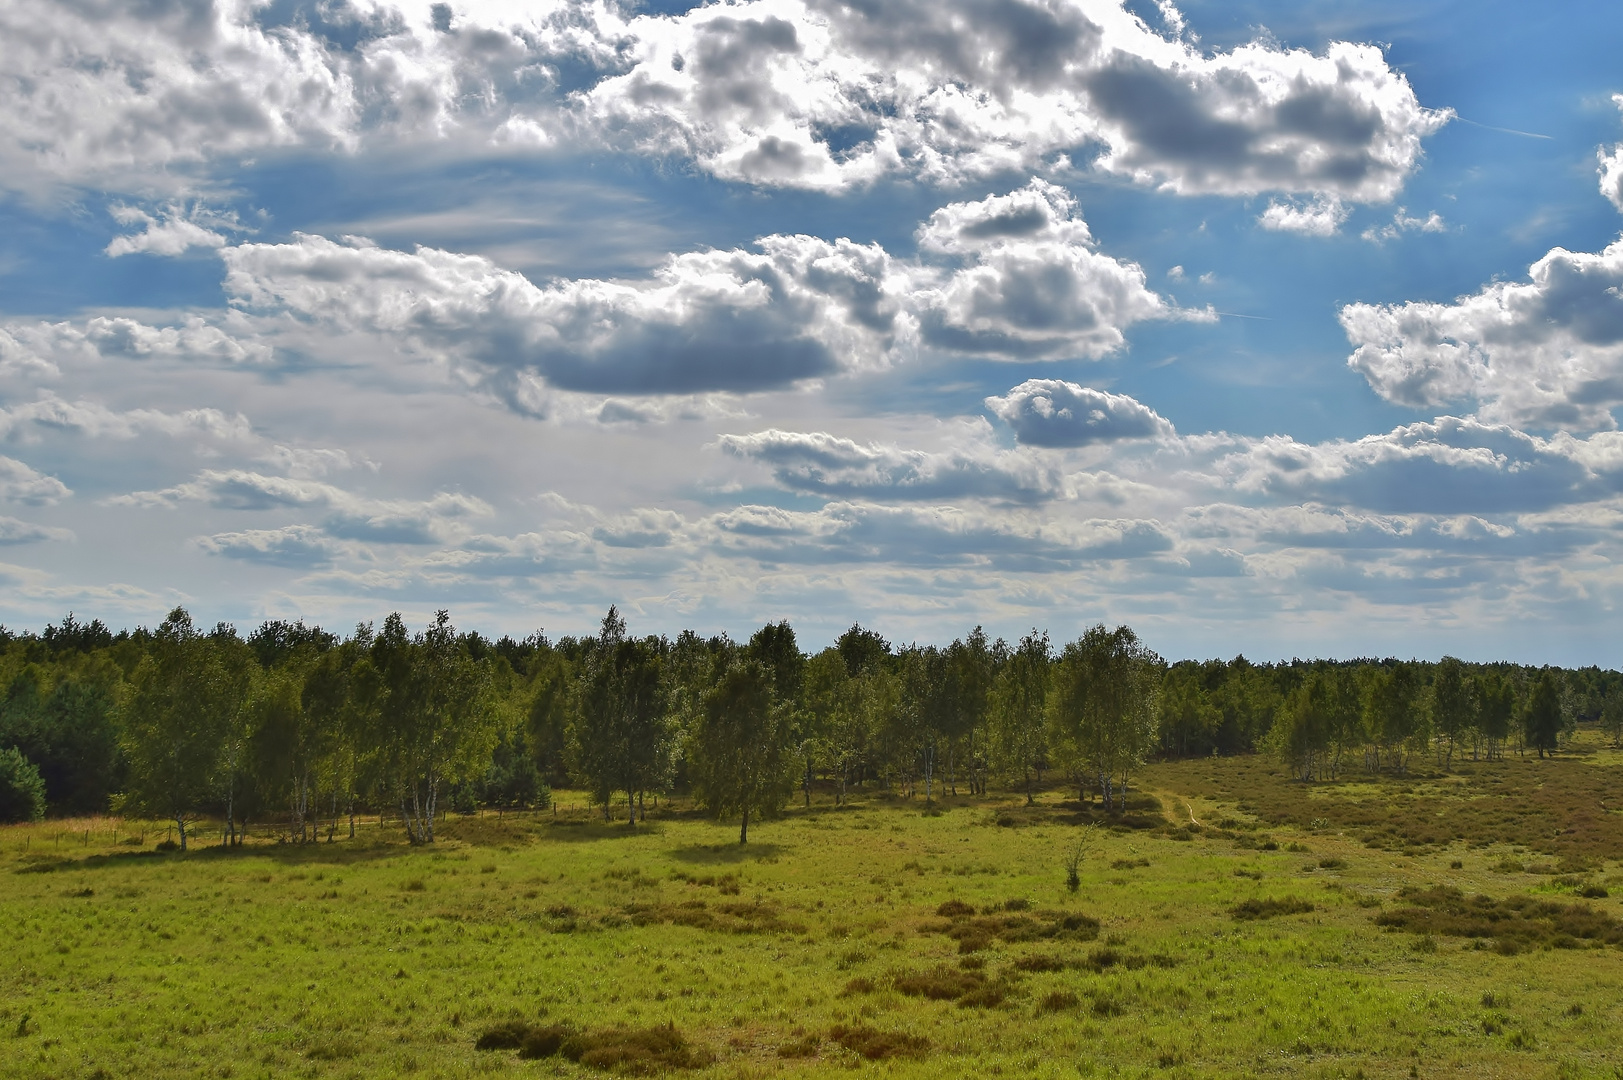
[3,0,1623,662]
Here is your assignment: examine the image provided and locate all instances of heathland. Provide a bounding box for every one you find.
[6,735,1623,1080]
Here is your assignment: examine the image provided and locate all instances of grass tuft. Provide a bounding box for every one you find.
[1231,897,1314,920]
[828,1024,929,1060]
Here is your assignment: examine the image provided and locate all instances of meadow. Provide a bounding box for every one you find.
[5,738,1623,1080]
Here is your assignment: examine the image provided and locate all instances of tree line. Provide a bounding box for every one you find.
[0,610,1615,841]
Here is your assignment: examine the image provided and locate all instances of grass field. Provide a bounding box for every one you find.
[6,740,1623,1079]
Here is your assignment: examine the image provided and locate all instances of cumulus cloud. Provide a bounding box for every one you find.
[587,0,1445,196]
[717,427,1063,502]
[1207,417,1623,515]
[0,515,72,544]
[1258,196,1348,236]
[1360,206,1446,243]
[0,316,272,371]
[223,180,1186,403]
[106,203,243,257]
[910,180,1186,357]
[1341,238,1623,429]
[0,456,71,505]
[0,1,1443,200]
[1600,93,1623,213]
[0,396,253,444]
[985,378,1174,446]
[193,525,343,568]
[223,230,897,399]
[115,469,492,544]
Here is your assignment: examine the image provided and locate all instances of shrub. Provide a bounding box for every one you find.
[1374,885,1623,951]
[1231,898,1314,920]
[0,748,45,823]
[827,1024,928,1060]
[935,899,975,918]
[1038,990,1079,1013]
[1012,953,1068,973]
[478,1021,711,1073]
[776,1035,820,1058]
[893,965,984,1001]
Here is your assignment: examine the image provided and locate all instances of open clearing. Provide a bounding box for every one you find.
[6,743,1623,1079]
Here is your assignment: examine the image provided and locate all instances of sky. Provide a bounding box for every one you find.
[3,0,1623,663]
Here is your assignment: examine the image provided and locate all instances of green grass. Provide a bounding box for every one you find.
[5,752,1623,1079]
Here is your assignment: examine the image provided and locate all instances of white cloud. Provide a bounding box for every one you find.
[985,378,1175,446]
[1600,93,1623,213]
[115,468,492,545]
[106,203,243,257]
[0,396,253,444]
[911,180,1189,358]
[1258,196,1348,236]
[1360,206,1446,243]
[222,180,1186,404]
[717,426,1063,502]
[0,516,73,545]
[1341,237,1623,429]
[1204,418,1623,515]
[0,316,272,370]
[0,456,71,505]
[0,1,1444,201]
[193,525,344,568]
[223,230,899,400]
[586,0,1446,197]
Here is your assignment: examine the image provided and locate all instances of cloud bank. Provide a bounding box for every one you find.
[0,0,1445,200]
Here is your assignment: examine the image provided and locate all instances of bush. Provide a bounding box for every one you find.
[1231,897,1314,920]
[827,1024,928,1060]
[0,748,46,823]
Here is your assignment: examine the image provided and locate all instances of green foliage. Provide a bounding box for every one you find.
[1523,669,1563,758]
[570,607,674,824]
[990,630,1049,804]
[1048,625,1161,809]
[120,608,251,849]
[0,746,45,822]
[690,659,795,843]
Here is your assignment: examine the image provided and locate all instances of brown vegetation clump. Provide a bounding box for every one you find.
[893,964,985,1000]
[1230,897,1315,920]
[1038,990,1080,1013]
[623,898,804,936]
[776,1034,820,1058]
[827,1024,929,1060]
[926,902,1101,953]
[1374,885,1623,953]
[475,1021,713,1073]
[1147,754,1623,858]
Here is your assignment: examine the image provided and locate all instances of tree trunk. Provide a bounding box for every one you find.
[176,815,187,852]
[739,805,749,845]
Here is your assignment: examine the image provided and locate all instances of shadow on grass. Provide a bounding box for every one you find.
[15,834,427,873]
[531,820,667,844]
[671,842,786,865]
